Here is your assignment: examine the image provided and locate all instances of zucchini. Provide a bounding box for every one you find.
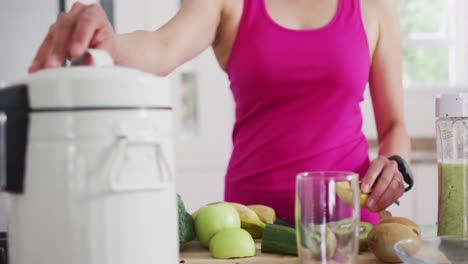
[261,224,298,256]
[178,194,196,246]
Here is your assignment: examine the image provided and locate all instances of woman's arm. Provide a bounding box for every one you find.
[368,0,411,162]
[360,0,411,212]
[114,0,224,75]
[30,0,224,76]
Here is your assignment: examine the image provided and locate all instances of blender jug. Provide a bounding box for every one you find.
[0,85,29,194]
[436,93,468,236]
[0,50,178,264]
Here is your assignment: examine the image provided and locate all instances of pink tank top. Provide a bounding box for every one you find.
[224,0,378,225]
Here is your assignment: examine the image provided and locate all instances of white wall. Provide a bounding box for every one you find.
[0,0,57,232]
[175,49,233,213]
[0,1,57,82]
[361,88,468,139]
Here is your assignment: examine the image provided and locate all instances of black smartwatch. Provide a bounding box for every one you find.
[389,155,414,192]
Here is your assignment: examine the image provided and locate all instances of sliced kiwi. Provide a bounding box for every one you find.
[333,218,355,246]
[359,222,374,252]
[306,225,337,261]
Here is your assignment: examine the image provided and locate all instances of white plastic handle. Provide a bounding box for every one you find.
[70,49,114,67]
[106,136,173,193]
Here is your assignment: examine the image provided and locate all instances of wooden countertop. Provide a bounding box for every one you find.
[179,240,383,264]
[180,226,437,263]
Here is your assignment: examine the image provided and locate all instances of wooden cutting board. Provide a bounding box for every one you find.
[179,240,383,264]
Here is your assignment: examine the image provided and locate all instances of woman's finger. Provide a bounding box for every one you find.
[371,174,405,212]
[366,160,398,210]
[29,24,57,72]
[70,4,108,58]
[48,4,85,66]
[361,156,386,193]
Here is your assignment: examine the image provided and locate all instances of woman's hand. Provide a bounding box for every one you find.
[360,155,405,212]
[29,2,116,73]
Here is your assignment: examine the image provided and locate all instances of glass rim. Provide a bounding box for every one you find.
[296,171,358,181]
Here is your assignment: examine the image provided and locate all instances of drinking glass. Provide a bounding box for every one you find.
[296,172,360,264]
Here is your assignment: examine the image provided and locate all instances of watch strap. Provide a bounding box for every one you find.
[389,155,414,192]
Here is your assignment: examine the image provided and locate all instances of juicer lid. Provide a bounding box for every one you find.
[436,93,468,118]
[23,49,172,110]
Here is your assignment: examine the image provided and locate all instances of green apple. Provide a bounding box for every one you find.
[209,228,256,259]
[195,202,241,248]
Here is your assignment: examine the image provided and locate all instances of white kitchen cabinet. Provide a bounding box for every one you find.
[413,162,439,225]
[173,46,234,211]
[387,161,439,225]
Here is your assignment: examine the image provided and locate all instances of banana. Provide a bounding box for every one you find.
[229,202,266,238]
[247,205,276,224]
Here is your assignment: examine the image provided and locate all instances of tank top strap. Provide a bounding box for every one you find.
[238,0,263,28]
[226,0,262,72]
[244,0,261,12]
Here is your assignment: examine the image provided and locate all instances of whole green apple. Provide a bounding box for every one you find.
[209,228,256,259]
[195,202,241,247]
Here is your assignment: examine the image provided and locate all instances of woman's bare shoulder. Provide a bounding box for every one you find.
[361,0,399,22]
[360,0,400,56]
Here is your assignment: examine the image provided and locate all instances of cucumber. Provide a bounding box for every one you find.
[178,194,196,246]
[261,224,298,256]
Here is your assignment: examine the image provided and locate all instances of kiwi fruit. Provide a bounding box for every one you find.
[378,217,421,237]
[335,181,370,209]
[378,210,393,219]
[368,223,420,263]
[332,219,374,252]
[306,225,337,261]
[358,222,374,252]
[333,218,355,246]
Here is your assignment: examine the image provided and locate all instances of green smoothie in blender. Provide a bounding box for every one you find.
[438,162,468,236]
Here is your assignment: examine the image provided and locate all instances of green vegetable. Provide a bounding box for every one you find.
[261,224,298,256]
[209,228,256,259]
[195,202,240,248]
[178,194,196,246]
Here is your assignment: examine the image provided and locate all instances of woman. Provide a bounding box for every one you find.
[29,0,411,225]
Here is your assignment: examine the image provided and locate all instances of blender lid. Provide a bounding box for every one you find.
[436,93,468,118]
[26,66,171,110]
[20,50,171,110]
